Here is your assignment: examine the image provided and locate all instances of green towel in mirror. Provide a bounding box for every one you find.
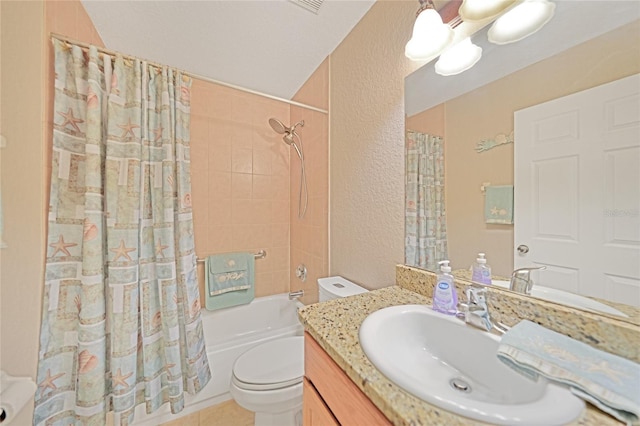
[485,185,514,224]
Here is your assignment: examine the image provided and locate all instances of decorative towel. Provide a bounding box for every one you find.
[497,320,640,425]
[204,252,255,311]
[485,185,514,224]
[205,253,253,296]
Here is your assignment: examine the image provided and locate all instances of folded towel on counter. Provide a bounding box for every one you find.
[205,252,254,296]
[497,320,640,425]
[484,185,514,224]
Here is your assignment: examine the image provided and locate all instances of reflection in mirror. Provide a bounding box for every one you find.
[404,2,640,324]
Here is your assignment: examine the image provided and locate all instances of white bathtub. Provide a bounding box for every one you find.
[133,293,304,426]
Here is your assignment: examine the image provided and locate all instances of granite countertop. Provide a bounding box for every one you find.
[298,286,622,426]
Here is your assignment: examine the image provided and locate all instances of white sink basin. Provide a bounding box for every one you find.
[359,305,584,425]
[492,280,628,318]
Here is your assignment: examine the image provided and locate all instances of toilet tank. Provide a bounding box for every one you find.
[318,276,368,302]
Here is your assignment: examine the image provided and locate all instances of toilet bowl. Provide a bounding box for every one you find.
[230,277,367,426]
[230,336,304,426]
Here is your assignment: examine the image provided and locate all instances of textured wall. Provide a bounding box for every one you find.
[0,1,104,424]
[0,0,45,387]
[329,1,421,289]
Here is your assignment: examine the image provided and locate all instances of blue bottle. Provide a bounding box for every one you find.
[433,260,457,315]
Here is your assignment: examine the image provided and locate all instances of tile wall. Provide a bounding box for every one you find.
[190,59,329,303]
[190,82,292,299]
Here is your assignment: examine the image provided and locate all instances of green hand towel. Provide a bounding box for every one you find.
[485,185,514,224]
[206,252,254,296]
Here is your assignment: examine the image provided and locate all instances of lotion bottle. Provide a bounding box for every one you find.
[471,253,492,285]
[433,260,457,315]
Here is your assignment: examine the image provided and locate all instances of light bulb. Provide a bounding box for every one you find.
[488,0,556,45]
[459,0,517,22]
[435,38,483,76]
[405,8,454,62]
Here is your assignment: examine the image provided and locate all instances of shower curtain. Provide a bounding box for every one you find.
[34,40,211,425]
[405,130,448,270]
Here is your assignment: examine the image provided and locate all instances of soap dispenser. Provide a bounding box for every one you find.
[471,253,492,285]
[433,260,457,315]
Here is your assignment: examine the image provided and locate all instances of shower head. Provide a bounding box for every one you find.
[283,133,295,146]
[268,118,288,135]
[268,118,304,146]
[268,118,308,219]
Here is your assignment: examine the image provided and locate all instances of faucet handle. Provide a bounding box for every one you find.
[466,286,487,305]
[511,266,546,277]
[510,266,546,294]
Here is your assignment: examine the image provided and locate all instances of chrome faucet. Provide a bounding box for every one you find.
[509,266,546,295]
[456,287,509,334]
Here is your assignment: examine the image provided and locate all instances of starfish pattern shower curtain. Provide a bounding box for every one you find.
[34,40,211,425]
[405,130,448,270]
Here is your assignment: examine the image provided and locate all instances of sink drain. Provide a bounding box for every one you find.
[450,378,472,393]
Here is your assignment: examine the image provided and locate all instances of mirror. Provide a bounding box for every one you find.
[404,1,640,324]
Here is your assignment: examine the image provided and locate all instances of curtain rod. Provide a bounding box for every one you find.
[50,33,329,115]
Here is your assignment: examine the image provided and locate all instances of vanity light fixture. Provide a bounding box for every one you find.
[488,0,556,45]
[458,0,517,23]
[405,0,455,62]
[435,37,482,76]
[406,0,556,75]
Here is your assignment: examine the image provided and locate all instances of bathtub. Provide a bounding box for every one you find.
[132,293,304,426]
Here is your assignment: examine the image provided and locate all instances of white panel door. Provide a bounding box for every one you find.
[514,74,640,307]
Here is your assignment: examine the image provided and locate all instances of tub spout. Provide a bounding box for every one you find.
[288,290,304,300]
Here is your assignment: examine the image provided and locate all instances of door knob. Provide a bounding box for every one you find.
[517,245,529,255]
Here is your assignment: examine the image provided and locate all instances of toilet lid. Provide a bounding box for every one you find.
[232,336,304,391]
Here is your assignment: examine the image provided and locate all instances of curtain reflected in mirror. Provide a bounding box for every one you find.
[405,130,448,270]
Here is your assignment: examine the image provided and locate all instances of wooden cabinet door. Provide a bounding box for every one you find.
[304,332,391,426]
[303,378,340,426]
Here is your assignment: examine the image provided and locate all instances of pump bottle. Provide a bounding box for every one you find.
[471,253,492,285]
[433,260,457,315]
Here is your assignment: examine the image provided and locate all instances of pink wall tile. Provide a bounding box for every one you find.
[209,172,232,199]
[272,200,290,224]
[208,200,231,226]
[252,175,273,199]
[272,223,290,247]
[208,226,233,254]
[191,79,293,299]
[231,173,252,199]
[231,147,253,174]
[209,141,232,172]
[231,199,253,225]
[253,148,272,175]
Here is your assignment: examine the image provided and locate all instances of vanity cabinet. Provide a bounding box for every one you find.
[303,378,339,426]
[303,332,391,425]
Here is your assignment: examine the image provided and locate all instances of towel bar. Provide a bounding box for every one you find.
[196,250,266,263]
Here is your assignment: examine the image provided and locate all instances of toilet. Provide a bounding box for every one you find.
[229,276,368,426]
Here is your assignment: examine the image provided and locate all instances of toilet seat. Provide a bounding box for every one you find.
[232,336,304,391]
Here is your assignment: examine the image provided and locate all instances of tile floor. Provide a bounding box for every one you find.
[160,399,254,426]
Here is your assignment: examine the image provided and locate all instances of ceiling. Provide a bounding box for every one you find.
[81,0,376,100]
